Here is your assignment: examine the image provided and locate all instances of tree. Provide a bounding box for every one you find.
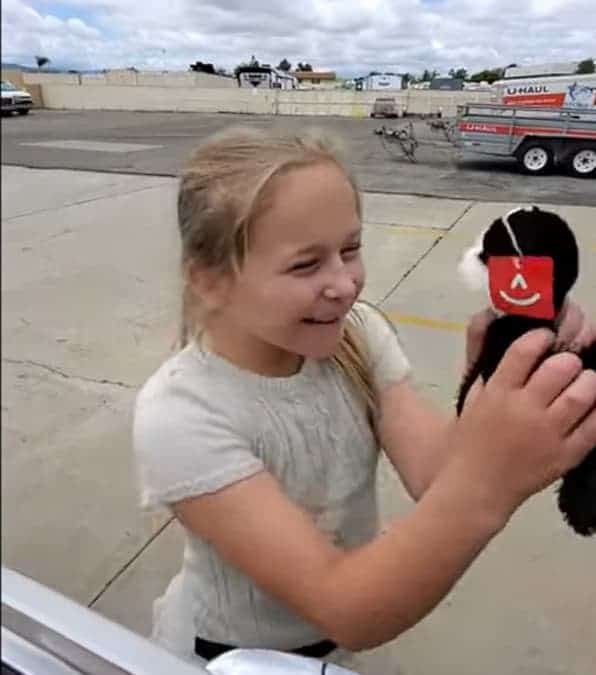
[234,56,260,77]
[296,62,313,71]
[469,67,504,84]
[577,58,595,74]
[35,55,50,69]
[277,58,292,72]
[421,68,439,82]
[189,61,216,74]
[448,67,468,80]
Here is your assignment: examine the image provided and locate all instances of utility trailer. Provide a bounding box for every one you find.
[455,102,596,177]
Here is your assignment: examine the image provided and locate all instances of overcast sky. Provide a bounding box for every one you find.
[2,0,594,77]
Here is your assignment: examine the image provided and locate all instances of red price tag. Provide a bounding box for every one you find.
[488,256,555,320]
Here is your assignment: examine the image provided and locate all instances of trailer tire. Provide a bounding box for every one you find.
[564,147,596,178]
[518,142,554,175]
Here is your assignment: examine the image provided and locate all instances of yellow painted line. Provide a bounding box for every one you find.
[366,222,470,241]
[386,312,465,333]
[368,222,596,252]
[364,221,596,251]
[366,222,444,236]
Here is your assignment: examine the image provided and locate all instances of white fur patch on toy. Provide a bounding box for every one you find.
[458,232,488,293]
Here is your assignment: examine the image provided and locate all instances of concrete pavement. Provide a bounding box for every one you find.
[2,165,595,675]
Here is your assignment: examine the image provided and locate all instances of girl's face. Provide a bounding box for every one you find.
[203,161,365,376]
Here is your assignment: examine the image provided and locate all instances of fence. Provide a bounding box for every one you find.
[16,70,493,117]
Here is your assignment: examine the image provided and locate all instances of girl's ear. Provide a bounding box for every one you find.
[187,261,232,312]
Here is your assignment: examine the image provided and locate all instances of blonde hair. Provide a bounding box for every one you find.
[177,126,377,420]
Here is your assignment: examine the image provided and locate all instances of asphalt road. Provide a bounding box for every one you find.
[2,109,595,206]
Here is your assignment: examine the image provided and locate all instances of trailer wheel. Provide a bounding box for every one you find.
[518,143,554,175]
[565,147,596,178]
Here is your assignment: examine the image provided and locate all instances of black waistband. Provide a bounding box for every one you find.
[195,635,338,661]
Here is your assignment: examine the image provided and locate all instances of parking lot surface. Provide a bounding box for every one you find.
[3,109,595,205]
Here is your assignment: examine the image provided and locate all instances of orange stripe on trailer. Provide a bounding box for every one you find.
[459,122,596,139]
[511,126,596,139]
[502,93,566,107]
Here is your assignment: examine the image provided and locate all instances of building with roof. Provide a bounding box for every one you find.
[236,65,297,89]
[355,72,404,91]
[429,77,464,91]
[292,71,337,89]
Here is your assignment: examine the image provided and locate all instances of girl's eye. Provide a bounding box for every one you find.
[289,258,319,273]
[342,243,362,258]
[288,243,361,274]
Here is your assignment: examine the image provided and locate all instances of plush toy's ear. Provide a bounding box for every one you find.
[458,231,489,293]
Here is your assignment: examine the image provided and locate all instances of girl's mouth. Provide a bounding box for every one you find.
[302,317,340,325]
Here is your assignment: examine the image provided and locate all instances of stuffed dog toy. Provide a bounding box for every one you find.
[457,206,595,536]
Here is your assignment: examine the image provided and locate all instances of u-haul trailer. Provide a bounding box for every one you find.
[455,102,596,177]
[493,74,596,111]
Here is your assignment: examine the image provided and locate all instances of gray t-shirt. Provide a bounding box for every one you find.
[133,301,410,662]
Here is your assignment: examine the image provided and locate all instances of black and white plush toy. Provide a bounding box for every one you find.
[457,206,596,536]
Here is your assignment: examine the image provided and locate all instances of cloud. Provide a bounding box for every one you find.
[2,0,594,75]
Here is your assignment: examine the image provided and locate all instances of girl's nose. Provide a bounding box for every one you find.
[323,269,357,301]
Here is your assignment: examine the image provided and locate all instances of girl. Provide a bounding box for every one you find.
[133,128,596,672]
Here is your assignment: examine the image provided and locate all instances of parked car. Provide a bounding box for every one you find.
[370,97,400,118]
[1,567,357,675]
[1,80,33,115]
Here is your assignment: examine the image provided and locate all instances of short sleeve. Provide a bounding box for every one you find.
[133,374,264,511]
[352,301,411,391]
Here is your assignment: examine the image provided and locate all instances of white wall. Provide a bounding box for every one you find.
[24,71,80,85]
[276,89,405,116]
[38,81,492,117]
[41,84,276,114]
[26,70,235,89]
[80,73,107,86]
[405,90,492,116]
[136,71,235,88]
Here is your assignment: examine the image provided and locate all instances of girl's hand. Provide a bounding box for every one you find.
[465,300,595,372]
[555,300,596,353]
[452,329,596,520]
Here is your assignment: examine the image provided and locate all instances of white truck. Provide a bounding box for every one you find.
[1,79,33,115]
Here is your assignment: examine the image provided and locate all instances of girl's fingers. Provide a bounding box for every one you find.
[525,352,583,407]
[549,369,596,436]
[462,377,484,411]
[555,300,596,352]
[563,407,596,468]
[465,308,496,370]
[490,329,555,390]
[554,300,583,350]
[570,322,596,354]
